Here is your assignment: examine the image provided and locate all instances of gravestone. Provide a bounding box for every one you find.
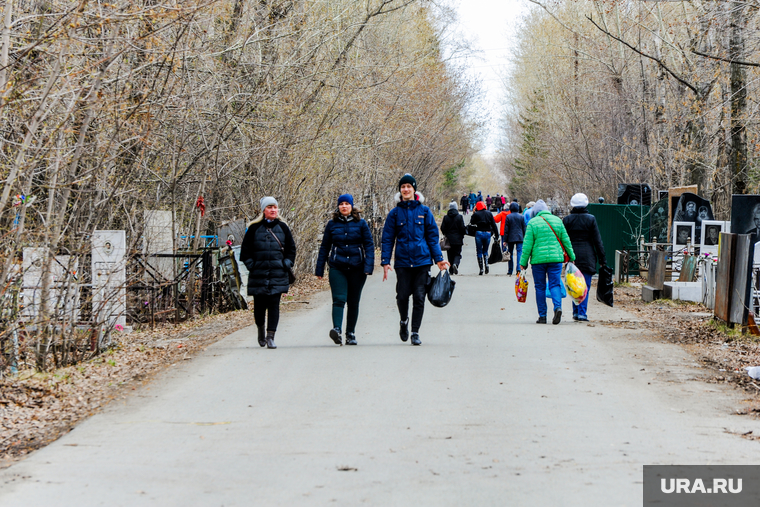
[730,234,753,325]
[92,230,127,330]
[715,232,737,322]
[144,210,174,282]
[22,248,79,322]
[642,250,666,302]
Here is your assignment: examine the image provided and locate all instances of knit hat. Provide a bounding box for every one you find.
[570,193,589,208]
[475,201,486,211]
[449,201,458,210]
[337,194,354,207]
[510,202,519,212]
[260,196,278,209]
[526,201,536,209]
[532,200,548,213]
[398,173,417,191]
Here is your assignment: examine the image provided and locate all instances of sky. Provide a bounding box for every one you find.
[450,0,532,155]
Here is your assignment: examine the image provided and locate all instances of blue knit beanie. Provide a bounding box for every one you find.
[337,194,354,207]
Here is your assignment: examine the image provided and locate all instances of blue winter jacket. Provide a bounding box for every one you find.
[381,193,443,268]
[315,214,374,277]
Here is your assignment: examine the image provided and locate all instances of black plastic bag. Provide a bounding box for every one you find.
[427,270,456,308]
[487,239,503,264]
[596,264,614,307]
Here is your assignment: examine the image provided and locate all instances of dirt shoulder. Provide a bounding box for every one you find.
[0,278,328,468]
[614,281,760,419]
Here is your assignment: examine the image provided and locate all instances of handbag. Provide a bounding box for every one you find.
[541,216,570,263]
[465,223,477,237]
[488,239,503,264]
[440,235,451,251]
[502,250,511,262]
[266,227,297,284]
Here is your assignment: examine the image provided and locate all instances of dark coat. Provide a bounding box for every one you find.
[440,209,466,246]
[381,192,443,268]
[240,216,296,296]
[503,203,526,243]
[460,196,468,209]
[315,214,374,277]
[562,207,606,275]
[470,209,499,236]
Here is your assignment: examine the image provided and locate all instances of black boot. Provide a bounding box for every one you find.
[484,258,489,274]
[257,326,266,347]
[399,319,409,342]
[329,327,342,345]
[345,332,357,345]
[450,263,457,275]
[410,332,422,346]
[266,330,277,349]
[478,257,484,275]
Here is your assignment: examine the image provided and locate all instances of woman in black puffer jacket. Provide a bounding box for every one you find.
[240,196,297,349]
[315,194,374,346]
[562,193,606,322]
[440,201,466,274]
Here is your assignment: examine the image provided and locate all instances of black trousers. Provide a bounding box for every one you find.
[446,245,462,267]
[395,266,429,333]
[253,293,282,332]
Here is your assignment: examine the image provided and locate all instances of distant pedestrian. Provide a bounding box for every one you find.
[524,201,536,225]
[503,202,526,276]
[468,192,477,211]
[486,195,492,210]
[460,194,469,215]
[240,196,297,349]
[315,194,374,345]
[519,200,575,325]
[469,201,499,275]
[493,206,511,250]
[562,193,606,322]
[441,201,466,275]
[381,174,449,346]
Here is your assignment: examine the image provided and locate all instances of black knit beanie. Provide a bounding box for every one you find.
[398,173,417,191]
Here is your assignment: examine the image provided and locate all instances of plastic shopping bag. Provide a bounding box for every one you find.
[596,264,614,307]
[545,281,567,299]
[515,272,529,303]
[427,270,456,308]
[564,262,588,305]
[487,239,503,264]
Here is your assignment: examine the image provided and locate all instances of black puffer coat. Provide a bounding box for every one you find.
[562,207,606,275]
[315,214,374,277]
[240,216,296,296]
[440,209,466,246]
[503,203,526,243]
[470,208,499,236]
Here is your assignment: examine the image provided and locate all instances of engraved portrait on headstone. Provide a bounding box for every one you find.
[672,193,713,244]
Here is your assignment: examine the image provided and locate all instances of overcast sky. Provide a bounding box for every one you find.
[452,0,532,154]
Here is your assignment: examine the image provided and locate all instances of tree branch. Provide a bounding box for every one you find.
[585,14,699,96]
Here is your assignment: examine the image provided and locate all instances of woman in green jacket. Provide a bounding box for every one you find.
[519,200,575,325]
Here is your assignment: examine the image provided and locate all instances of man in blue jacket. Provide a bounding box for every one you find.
[382,174,449,346]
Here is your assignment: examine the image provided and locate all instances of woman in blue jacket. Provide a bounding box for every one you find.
[381,174,449,346]
[315,194,374,346]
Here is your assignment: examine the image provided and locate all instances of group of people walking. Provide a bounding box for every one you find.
[239,174,606,349]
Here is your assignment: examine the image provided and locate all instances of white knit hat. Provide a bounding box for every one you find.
[570,193,589,208]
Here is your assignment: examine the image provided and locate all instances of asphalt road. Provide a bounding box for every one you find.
[2,239,760,506]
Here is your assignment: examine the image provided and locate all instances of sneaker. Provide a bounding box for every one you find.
[536,316,547,324]
[450,264,458,275]
[552,309,562,325]
[410,332,422,346]
[572,314,579,321]
[345,332,357,345]
[399,320,409,342]
[329,327,342,345]
[576,317,589,322]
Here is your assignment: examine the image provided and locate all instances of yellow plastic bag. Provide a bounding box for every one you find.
[564,262,588,304]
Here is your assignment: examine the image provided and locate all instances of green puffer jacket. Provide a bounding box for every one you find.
[520,210,575,267]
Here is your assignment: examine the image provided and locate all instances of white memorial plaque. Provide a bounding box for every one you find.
[144,210,174,282]
[22,248,79,321]
[92,230,127,329]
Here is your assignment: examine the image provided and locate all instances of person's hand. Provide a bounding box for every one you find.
[383,264,392,281]
[316,276,323,280]
[437,260,450,272]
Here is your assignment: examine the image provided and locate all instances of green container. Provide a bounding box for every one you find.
[587,204,650,269]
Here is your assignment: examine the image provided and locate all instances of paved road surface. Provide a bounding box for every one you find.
[2,239,760,506]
